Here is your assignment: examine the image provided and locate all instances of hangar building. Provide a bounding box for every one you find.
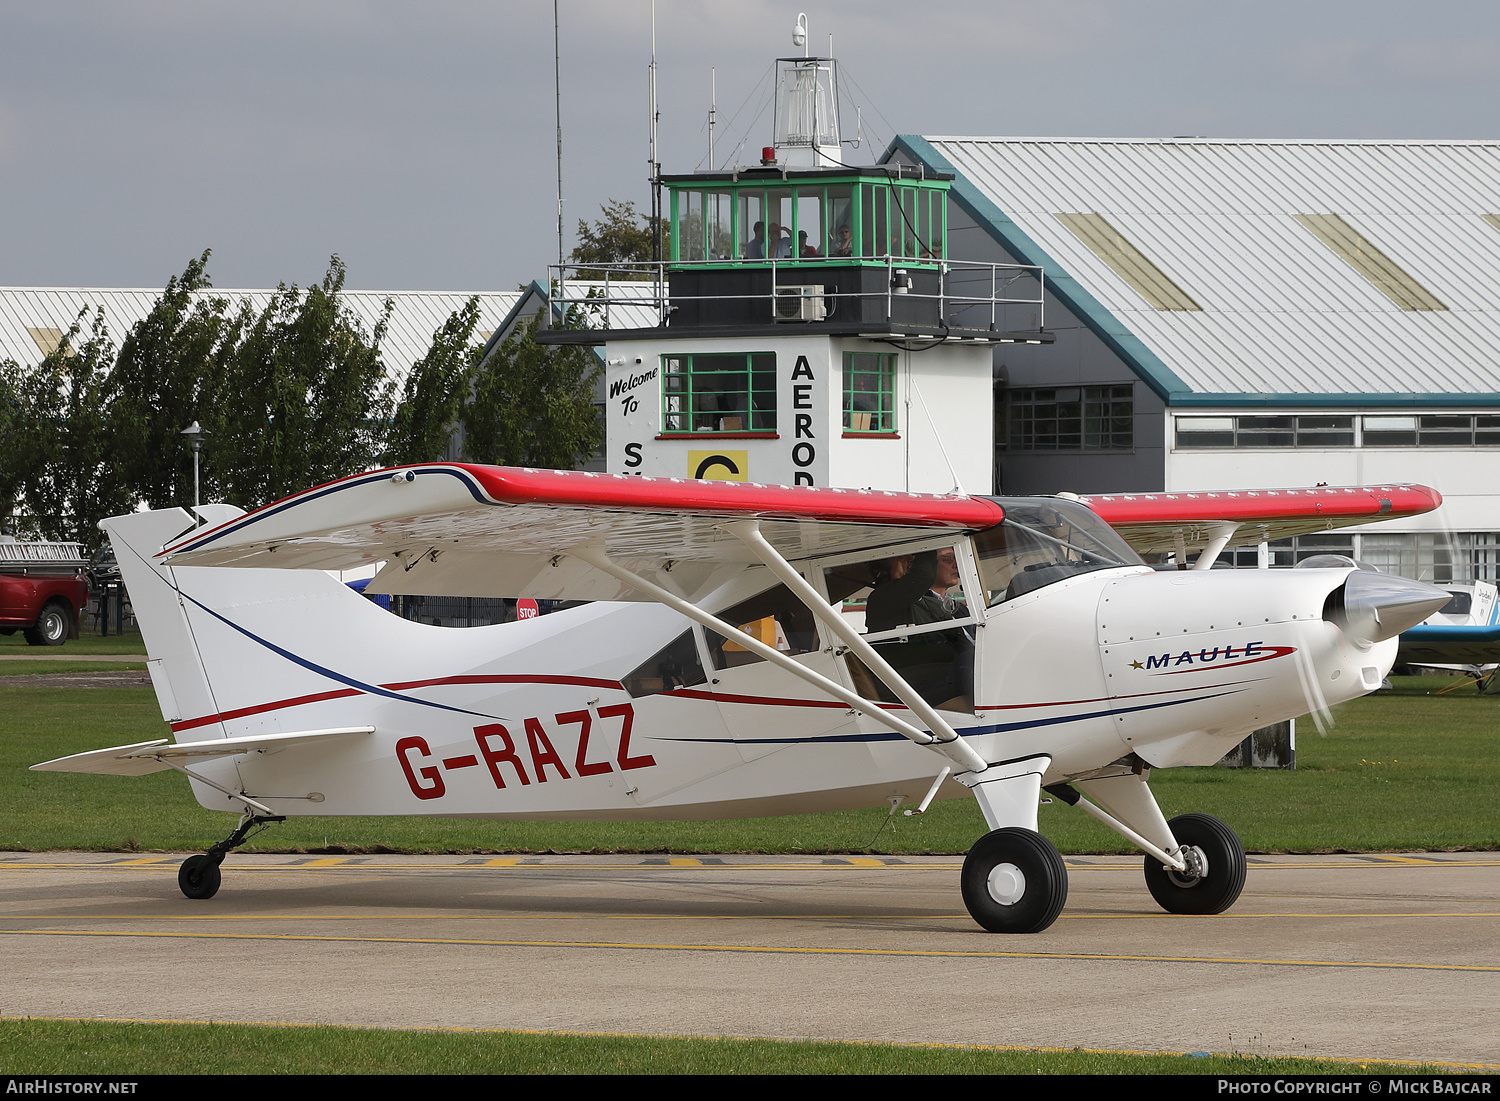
[0,286,531,387]
[886,137,1500,581]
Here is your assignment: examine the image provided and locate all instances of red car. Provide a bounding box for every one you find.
[0,541,88,646]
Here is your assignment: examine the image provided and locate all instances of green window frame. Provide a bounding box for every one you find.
[843,352,896,433]
[666,177,946,264]
[661,352,777,435]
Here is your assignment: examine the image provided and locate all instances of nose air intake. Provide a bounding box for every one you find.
[1324,570,1451,645]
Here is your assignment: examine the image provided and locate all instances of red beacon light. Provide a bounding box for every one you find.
[761,146,777,166]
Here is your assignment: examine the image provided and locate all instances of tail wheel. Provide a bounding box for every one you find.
[1144,813,1247,915]
[24,602,70,647]
[178,854,222,900]
[961,827,1069,933]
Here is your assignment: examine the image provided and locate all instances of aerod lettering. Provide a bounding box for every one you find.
[790,355,815,485]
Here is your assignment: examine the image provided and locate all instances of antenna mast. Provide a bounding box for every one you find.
[708,68,716,172]
[554,0,564,267]
[648,0,662,263]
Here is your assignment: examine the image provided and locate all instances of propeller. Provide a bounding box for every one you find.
[1290,561,1450,735]
[1325,569,1451,647]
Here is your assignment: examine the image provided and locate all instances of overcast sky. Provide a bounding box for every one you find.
[3,1,1498,293]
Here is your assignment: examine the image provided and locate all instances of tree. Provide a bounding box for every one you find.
[109,251,242,511]
[462,312,601,470]
[384,297,482,466]
[0,358,23,526]
[215,257,395,509]
[570,199,667,277]
[11,309,130,547]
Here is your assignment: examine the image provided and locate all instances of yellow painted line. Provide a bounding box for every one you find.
[483,858,521,867]
[2,1015,1488,1072]
[667,858,702,867]
[300,858,351,867]
[842,858,885,867]
[6,927,1499,973]
[111,857,169,865]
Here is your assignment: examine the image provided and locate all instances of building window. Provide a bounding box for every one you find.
[1221,533,1500,584]
[843,352,896,433]
[1176,415,1355,448]
[1360,533,1500,585]
[661,352,776,434]
[1178,414,1500,449]
[1006,385,1132,451]
[1362,415,1500,447]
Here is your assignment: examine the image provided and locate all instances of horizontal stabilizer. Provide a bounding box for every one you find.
[31,727,376,777]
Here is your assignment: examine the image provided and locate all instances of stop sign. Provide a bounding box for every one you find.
[516,598,540,620]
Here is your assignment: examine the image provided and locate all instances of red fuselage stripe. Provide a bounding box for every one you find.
[169,675,625,732]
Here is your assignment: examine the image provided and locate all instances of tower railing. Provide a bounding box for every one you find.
[544,257,1045,335]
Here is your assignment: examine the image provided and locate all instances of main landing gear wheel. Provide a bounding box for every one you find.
[961,827,1069,933]
[1144,813,1247,916]
[178,854,222,900]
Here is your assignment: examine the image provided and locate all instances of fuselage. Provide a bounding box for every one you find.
[139,524,1387,822]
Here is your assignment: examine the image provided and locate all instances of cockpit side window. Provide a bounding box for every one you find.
[623,630,707,698]
[705,582,819,671]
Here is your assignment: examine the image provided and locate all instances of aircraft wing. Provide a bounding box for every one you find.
[161,464,1006,602]
[1395,624,1500,667]
[1073,485,1442,558]
[30,727,377,777]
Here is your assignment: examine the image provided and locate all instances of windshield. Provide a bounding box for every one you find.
[973,498,1143,605]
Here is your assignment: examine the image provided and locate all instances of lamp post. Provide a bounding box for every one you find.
[180,421,206,524]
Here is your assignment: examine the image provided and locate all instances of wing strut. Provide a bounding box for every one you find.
[723,520,986,774]
[1191,523,1240,571]
[568,545,987,774]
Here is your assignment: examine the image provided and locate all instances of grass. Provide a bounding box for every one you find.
[0,626,147,654]
[2,679,1487,1078]
[0,1018,1442,1075]
[0,662,148,675]
[2,675,1497,854]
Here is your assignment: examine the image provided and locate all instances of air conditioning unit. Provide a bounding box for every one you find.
[774,285,827,322]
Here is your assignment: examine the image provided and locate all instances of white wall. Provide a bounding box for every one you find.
[1166,428,1496,535]
[604,332,993,493]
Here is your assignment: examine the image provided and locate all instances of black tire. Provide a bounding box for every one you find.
[1144,813,1247,915]
[179,854,222,900]
[24,602,70,647]
[960,827,1069,933]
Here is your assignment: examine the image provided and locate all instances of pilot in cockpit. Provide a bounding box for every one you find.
[864,547,975,707]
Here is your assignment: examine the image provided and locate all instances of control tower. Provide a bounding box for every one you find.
[538,40,1051,494]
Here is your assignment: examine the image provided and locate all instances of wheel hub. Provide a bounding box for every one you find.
[986,862,1027,905]
[1166,844,1208,888]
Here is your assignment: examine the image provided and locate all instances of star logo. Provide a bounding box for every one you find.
[1129,660,1144,670]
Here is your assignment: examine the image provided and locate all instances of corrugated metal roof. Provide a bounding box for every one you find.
[0,287,526,389]
[914,137,1500,400]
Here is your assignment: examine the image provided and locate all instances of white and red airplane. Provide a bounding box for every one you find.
[34,466,1449,933]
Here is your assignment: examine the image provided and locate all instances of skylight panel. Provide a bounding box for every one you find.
[1294,214,1446,312]
[1053,213,1201,312]
[26,327,67,356]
